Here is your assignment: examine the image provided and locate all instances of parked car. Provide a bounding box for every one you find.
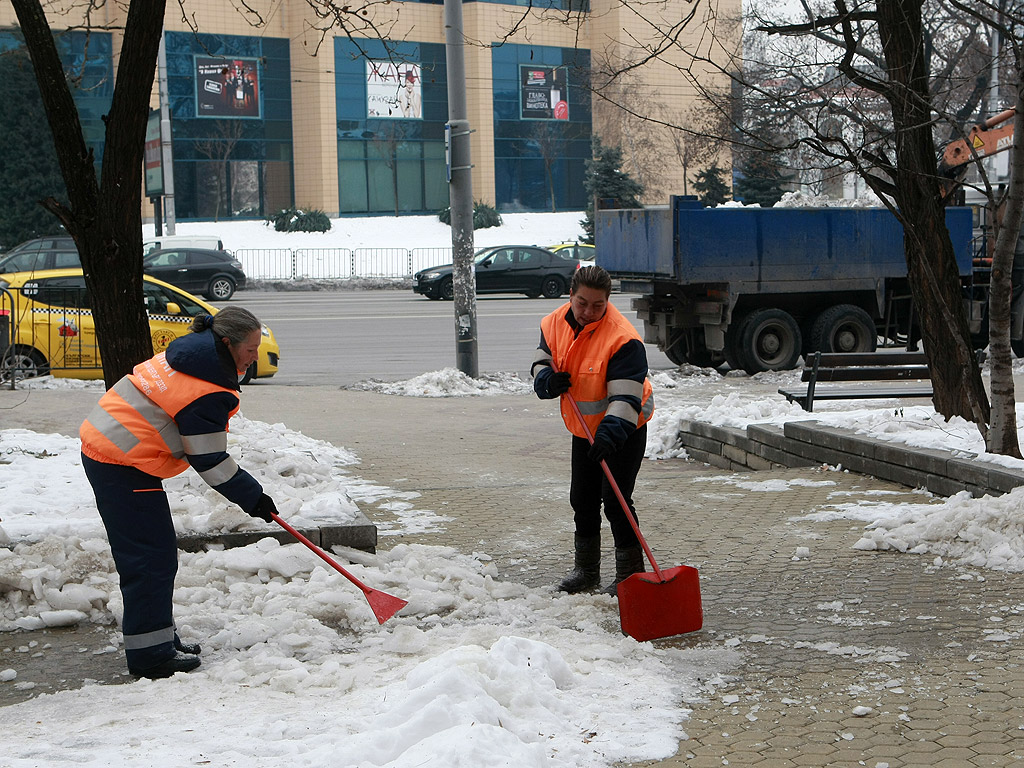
[143,247,246,301]
[143,234,224,258]
[0,236,79,273]
[0,268,279,384]
[548,241,595,262]
[413,245,580,300]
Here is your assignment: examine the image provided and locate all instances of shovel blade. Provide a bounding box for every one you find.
[365,588,409,625]
[617,565,702,642]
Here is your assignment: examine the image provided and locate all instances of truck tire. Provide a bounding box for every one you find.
[810,304,877,354]
[737,308,802,373]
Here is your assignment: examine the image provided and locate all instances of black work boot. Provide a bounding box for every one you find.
[129,652,202,679]
[555,534,601,593]
[174,636,201,656]
[602,546,645,596]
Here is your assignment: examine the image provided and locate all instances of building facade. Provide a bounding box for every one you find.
[0,0,738,221]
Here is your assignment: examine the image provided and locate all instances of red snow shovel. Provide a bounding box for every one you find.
[562,388,702,642]
[272,513,408,624]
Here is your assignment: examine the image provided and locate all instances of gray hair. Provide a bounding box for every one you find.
[190,306,261,344]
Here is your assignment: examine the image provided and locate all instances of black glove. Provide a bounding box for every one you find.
[547,371,572,396]
[588,439,615,464]
[249,494,278,523]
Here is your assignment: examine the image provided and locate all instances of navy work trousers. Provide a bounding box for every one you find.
[569,424,647,548]
[82,454,177,671]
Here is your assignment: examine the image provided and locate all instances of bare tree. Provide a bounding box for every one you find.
[527,120,564,213]
[193,120,246,222]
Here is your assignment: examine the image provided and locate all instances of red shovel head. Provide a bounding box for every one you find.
[364,587,409,625]
[617,564,703,642]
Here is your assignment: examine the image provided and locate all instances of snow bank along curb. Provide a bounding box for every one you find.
[174,512,377,554]
[676,419,1024,498]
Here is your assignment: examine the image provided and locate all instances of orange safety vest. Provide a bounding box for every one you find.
[80,352,239,479]
[540,302,654,439]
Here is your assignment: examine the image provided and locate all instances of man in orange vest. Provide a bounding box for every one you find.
[80,307,279,679]
[532,265,654,595]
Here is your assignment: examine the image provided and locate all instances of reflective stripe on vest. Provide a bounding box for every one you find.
[540,303,654,439]
[80,352,238,479]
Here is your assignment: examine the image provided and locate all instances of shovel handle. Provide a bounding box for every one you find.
[271,513,373,596]
[551,363,666,581]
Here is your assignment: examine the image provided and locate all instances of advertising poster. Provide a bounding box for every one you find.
[144,109,163,197]
[520,66,568,120]
[366,61,422,119]
[195,56,261,118]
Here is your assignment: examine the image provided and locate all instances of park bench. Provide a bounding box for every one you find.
[778,351,936,412]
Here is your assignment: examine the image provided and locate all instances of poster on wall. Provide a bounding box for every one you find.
[144,109,163,197]
[195,56,261,118]
[366,61,422,119]
[520,66,568,120]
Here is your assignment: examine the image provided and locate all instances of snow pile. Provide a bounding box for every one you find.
[1,532,736,767]
[350,368,533,397]
[772,191,883,208]
[0,416,366,542]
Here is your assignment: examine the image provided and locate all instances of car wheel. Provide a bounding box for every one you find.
[239,362,256,386]
[206,276,236,301]
[541,275,564,299]
[1,346,49,382]
[440,276,455,300]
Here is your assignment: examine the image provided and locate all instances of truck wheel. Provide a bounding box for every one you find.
[810,305,877,354]
[737,309,802,373]
[723,317,748,372]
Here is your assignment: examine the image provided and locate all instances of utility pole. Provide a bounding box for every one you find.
[157,33,176,236]
[444,0,478,377]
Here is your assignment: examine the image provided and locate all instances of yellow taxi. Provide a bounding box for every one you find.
[547,242,595,263]
[0,268,279,383]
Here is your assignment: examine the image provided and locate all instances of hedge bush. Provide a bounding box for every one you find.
[437,201,503,230]
[268,207,332,233]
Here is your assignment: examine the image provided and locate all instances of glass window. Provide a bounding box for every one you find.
[147,250,187,268]
[28,276,89,308]
[53,251,82,269]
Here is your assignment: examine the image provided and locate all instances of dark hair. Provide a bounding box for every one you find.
[570,264,612,297]
[190,306,261,344]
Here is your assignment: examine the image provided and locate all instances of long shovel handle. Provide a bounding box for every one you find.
[550,362,666,581]
[271,513,408,624]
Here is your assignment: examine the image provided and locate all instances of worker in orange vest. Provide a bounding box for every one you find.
[80,307,279,679]
[532,265,654,595]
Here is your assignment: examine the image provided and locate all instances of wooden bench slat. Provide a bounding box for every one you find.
[802,366,931,382]
[816,352,927,366]
[780,384,934,406]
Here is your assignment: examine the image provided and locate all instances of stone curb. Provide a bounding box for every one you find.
[676,419,1024,497]
[172,512,377,554]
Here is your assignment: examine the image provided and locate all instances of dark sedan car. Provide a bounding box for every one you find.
[413,245,579,300]
[144,247,246,301]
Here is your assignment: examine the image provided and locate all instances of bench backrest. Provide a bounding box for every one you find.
[800,351,931,383]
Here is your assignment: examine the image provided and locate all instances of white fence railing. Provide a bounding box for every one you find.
[234,247,455,281]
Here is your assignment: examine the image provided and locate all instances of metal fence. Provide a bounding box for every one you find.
[234,247,455,281]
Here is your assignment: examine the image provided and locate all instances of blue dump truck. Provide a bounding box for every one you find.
[595,196,999,373]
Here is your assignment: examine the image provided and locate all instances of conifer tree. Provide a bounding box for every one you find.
[0,48,67,249]
[692,163,731,206]
[733,152,792,207]
[580,135,644,243]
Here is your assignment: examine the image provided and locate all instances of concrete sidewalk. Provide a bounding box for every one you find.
[2,383,1023,766]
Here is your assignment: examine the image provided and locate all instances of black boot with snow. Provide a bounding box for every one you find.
[556,534,601,593]
[602,546,645,596]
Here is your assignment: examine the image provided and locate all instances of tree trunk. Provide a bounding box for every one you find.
[876,0,991,431]
[985,62,1024,458]
[11,0,166,388]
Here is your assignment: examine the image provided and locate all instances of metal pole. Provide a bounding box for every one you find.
[444,0,478,378]
[157,33,176,235]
